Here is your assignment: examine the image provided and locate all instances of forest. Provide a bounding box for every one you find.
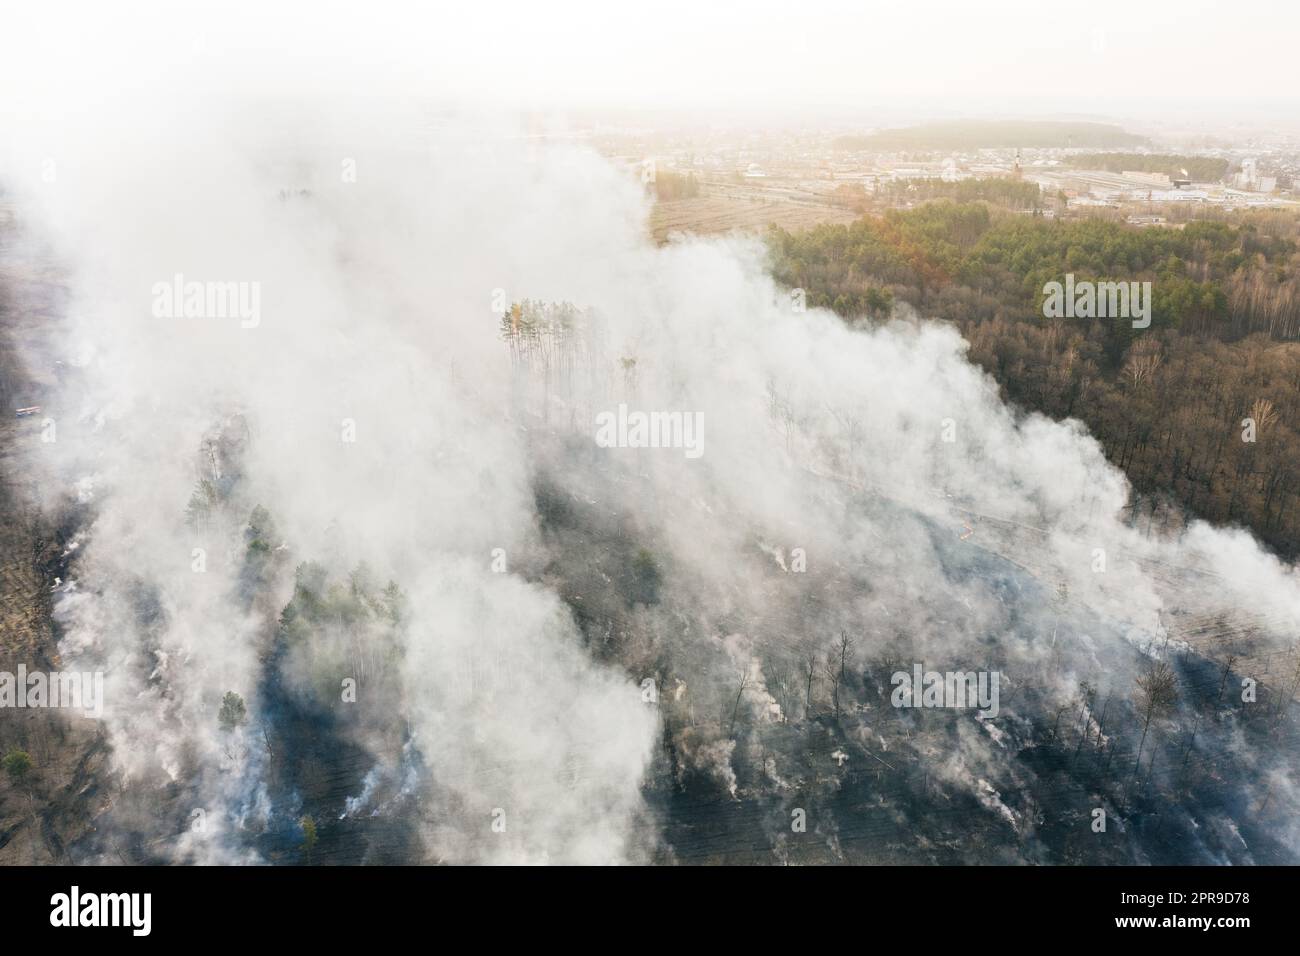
[875,176,1046,210]
[1067,153,1233,182]
[769,202,1300,557]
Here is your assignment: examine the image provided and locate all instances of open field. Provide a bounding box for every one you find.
[651,193,859,243]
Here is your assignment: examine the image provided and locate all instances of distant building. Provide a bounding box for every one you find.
[1232,158,1275,192]
[1122,171,1173,189]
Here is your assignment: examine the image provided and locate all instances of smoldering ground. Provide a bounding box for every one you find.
[3,98,1299,864]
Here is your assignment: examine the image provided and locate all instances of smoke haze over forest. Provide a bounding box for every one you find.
[2,1,1299,881]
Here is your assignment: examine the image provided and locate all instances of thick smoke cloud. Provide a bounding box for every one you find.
[6,91,1299,862]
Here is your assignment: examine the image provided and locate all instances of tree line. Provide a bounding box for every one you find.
[1068,153,1231,182]
[769,202,1300,557]
[876,177,1045,211]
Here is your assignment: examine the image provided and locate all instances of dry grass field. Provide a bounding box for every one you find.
[650,194,859,243]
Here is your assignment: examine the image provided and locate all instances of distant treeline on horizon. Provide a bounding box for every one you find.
[1067,153,1233,182]
[834,120,1147,151]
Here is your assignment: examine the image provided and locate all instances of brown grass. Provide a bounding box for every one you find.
[651,195,859,243]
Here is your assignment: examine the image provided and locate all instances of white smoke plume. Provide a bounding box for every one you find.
[2,14,1298,864]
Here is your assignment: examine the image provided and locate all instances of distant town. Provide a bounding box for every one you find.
[564,117,1300,238]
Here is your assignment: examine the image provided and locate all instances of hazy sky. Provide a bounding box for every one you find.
[4,0,1299,125]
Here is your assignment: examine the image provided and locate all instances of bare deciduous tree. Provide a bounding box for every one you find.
[1216,652,1239,706]
[823,655,842,720]
[728,667,751,737]
[1123,338,1162,390]
[837,630,853,687]
[1249,397,1278,436]
[821,631,854,720]
[802,650,818,719]
[1133,660,1179,781]
[1072,680,1096,762]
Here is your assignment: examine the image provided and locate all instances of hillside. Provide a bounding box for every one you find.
[770,202,1300,557]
